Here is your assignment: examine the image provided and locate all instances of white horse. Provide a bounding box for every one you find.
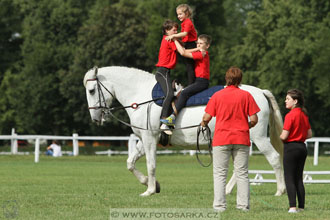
[84,66,285,197]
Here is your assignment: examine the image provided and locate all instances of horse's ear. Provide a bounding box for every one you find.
[93,66,98,77]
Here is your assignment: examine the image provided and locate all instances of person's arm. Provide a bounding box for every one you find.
[186,48,199,53]
[306,129,312,139]
[174,40,193,58]
[280,130,289,141]
[166,32,188,41]
[201,113,212,127]
[249,114,258,128]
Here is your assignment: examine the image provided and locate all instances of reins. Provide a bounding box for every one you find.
[86,71,213,166]
[88,76,201,132]
[196,125,213,167]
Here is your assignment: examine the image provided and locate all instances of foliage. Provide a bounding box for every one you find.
[0,0,22,78]
[228,0,330,136]
[0,0,329,136]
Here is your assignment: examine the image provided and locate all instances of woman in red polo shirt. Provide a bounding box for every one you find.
[280,89,312,213]
[201,67,260,212]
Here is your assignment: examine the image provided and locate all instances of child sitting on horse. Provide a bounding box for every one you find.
[161,34,212,127]
[155,19,179,128]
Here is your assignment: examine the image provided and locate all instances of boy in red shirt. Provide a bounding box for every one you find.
[161,34,211,126]
[201,67,260,212]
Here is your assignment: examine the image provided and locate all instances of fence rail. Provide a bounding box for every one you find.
[1,129,330,165]
[249,170,330,184]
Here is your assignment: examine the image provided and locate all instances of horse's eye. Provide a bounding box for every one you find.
[89,89,95,95]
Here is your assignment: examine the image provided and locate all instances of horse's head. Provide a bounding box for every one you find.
[83,67,114,125]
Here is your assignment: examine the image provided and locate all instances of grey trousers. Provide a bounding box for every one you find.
[213,145,250,210]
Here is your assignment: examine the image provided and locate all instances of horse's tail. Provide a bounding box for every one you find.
[263,90,284,158]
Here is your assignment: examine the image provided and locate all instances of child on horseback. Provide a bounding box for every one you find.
[155,20,179,129]
[166,4,198,86]
[161,34,212,127]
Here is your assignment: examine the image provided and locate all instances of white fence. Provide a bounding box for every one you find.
[0,129,330,165]
[249,170,330,184]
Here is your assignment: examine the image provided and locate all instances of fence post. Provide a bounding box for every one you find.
[11,128,18,155]
[313,141,319,166]
[128,134,137,157]
[35,137,40,163]
[73,133,79,156]
[249,141,253,156]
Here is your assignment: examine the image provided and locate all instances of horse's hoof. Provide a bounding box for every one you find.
[274,190,286,196]
[140,190,155,197]
[156,181,160,193]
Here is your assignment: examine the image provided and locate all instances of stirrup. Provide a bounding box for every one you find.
[160,124,173,135]
[160,117,175,126]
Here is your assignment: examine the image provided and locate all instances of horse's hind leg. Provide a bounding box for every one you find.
[252,136,286,196]
[226,173,237,195]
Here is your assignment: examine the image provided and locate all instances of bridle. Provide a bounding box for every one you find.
[86,74,199,131]
[85,68,212,166]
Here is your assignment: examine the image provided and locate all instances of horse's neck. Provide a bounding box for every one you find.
[101,67,155,107]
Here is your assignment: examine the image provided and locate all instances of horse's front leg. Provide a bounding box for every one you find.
[127,140,148,185]
[140,135,158,197]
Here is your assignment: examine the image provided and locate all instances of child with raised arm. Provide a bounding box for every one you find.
[166,4,198,85]
[161,34,211,126]
[155,20,179,128]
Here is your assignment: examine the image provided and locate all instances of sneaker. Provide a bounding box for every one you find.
[297,208,304,212]
[288,208,297,213]
[160,116,175,126]
[237,207,249,212]
[213,208,226,213]
[160,124,172,135]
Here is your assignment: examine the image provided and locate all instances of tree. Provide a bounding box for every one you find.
[229,0,330,136]
[5,0,93,134]
[0,0,22,80]
[64,0,151,136]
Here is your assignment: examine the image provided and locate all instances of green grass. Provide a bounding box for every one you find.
[0,155,330,219]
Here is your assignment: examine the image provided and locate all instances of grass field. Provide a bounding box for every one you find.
[0,154,330,220]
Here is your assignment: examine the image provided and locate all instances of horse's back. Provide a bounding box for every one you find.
[169,84,270,147]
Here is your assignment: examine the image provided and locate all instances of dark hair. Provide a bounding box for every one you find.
[198,34,212,46]
[162,19,179,35]
[225,66,242,86]
[287,89,308,114]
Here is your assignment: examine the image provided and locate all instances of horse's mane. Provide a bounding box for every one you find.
[83,66,154,87]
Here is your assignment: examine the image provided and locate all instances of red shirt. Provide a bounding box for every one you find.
[155,35,177,69]
[181,18,197,43]
[205,86,260,146]
[283,108,311,142]
[192,51,210,80]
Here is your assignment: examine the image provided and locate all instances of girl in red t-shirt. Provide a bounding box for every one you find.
[165,4,198,86]
[280,89,312,213]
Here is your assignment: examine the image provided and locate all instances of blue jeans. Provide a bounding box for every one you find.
[46,150,53,156]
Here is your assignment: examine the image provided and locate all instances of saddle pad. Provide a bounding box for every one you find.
[152,83,224,107]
